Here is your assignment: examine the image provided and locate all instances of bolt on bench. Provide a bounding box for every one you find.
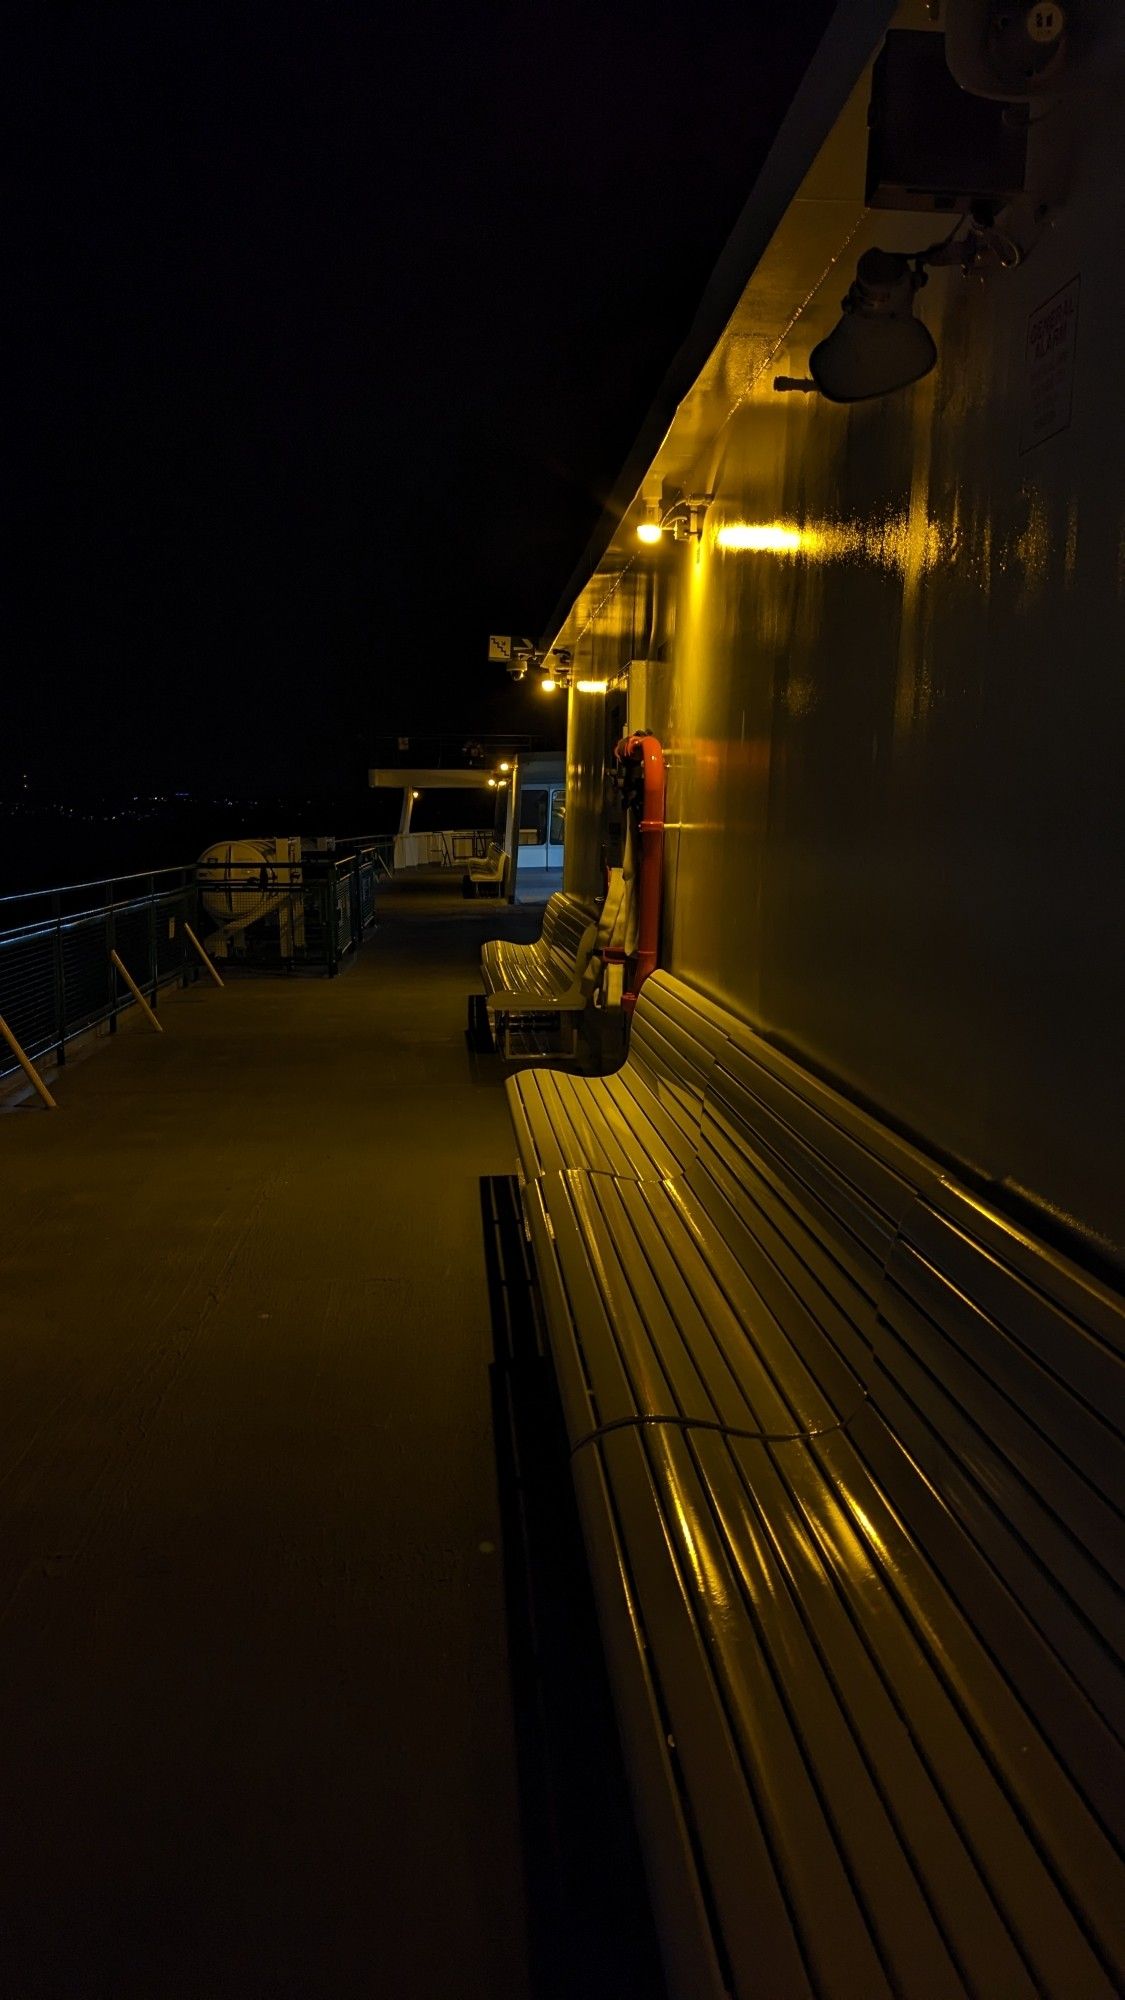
[480,889,600,1058]
[510,971,1125,2000]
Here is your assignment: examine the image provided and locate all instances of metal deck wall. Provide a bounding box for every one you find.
[550,4,1124,1269]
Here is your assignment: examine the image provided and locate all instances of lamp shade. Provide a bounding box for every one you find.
[810,247,937,403]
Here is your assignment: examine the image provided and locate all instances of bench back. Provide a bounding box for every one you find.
[541,892,599,974]
[697,1026,940,1317]
[471,842,507,882]
[874,1182,1124,1831]
[627,972,731,1147]
[682,1008,1125,1840]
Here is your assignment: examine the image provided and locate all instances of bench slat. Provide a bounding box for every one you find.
[586,1426,829,1998]
[506,970,722,1181]
[480,892,598,1005]
[876,1262,1125,1619]
[901,1200,1125,1462]
[673,1157,877,1403]
[579,1411,1123,1997]
[568,1441,733,2000]
[539,1170,867,1439]
[506,1067,691,1180]
[808,1417,1125,1990]
[702,1080,914,1288]
[696,1429,1013,1996]
[512,974,1125,1999]
[617,1175,841,1434]
[847,1400,1125,1848]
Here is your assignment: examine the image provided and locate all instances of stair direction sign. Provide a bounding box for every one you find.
[488,635,512,662]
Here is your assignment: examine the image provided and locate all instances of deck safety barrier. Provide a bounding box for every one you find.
[0,844,386,1085]
[200,847,382,973]
[0,865,199,1084]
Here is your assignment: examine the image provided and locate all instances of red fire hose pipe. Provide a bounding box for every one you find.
[615,731,666,1012]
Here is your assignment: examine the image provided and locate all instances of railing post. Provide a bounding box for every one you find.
[147,874,158,1014]
[51,891,66,1066]
[326,870,339,976]
[106,883,118,1033]
[181,873,192,986]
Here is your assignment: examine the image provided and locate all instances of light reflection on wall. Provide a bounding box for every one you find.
[715,523,809,553]
[713,514,947,576]
[711,499,1080,597]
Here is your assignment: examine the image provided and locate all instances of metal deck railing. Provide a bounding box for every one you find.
[0,845,388,1084]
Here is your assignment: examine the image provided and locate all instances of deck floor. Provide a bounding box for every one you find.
[0,884,545,1997]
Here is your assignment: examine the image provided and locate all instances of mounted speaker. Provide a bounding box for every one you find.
[866,30,1027,212]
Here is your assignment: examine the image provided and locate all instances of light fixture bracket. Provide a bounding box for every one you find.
[666,493,715,541]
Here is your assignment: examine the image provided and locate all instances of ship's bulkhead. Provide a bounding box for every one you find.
[553,18,1123,1270]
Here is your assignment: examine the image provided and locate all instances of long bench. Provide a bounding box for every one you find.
[464,841,508,896]
[481,890,599,1056]
[506,969,729,1179]
[513,975,1125,1999]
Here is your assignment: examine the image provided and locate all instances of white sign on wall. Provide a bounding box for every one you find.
[1020,275,1080,454]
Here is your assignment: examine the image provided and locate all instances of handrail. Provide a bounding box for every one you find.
[0,842,393,915]
[0,841,384,1086]
[0,862,194,909]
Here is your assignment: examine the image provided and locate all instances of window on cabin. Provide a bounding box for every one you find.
[519,787,547,845]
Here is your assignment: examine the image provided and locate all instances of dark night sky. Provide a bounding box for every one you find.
[6,2,832,798]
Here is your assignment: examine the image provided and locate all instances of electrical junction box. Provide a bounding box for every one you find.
[866,28,1028,212]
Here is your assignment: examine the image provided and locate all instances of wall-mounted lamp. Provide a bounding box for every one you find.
[809,214,1022,404]
[635,492,714,543]
[669,494,713,542]
[636,498,664,545]
[809,248,936,403]
[487,777,499,788]
[411,789,421,800]
[536,646,573,693]
[498,761,511,772]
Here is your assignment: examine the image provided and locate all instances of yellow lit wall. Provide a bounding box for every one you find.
[552,30,1125,1266]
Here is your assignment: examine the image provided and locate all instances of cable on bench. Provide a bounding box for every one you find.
[567,1396,870,1457]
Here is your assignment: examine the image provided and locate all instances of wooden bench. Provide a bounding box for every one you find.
[480,891,599,1057]
[464,842,508,897]
[516,1000,1125,1999]
[506,970,729,1181]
